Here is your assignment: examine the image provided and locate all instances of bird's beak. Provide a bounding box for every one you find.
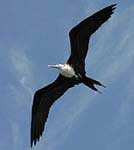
[48,64,59,68]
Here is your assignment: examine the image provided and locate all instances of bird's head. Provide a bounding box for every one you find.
[48,64,64,70]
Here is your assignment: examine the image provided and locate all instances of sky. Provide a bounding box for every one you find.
[0,0,134,150]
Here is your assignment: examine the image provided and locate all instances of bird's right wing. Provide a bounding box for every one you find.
[68,4,116,66]
[31,74,78,148]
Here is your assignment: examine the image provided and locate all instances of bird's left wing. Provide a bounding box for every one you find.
[68,4,116,66]
[31,74,78,147]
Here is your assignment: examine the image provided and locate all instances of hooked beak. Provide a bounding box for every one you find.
[48,64,59,68]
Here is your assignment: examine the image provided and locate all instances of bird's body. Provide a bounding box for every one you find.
[48,64,76,78]
[60,64,76,77]
[31,4,116,148]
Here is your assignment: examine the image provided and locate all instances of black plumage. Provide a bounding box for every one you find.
[31,75,79,146]
[31,4,116,148]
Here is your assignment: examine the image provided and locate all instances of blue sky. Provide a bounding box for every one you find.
[0,0,134,150]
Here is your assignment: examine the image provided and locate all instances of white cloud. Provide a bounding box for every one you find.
[10,46,34,94]
[9,46,34,150]
[10,122,22,150]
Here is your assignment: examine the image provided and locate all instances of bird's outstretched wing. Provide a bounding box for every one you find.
[31,74,79,147]
[68,4,116,66]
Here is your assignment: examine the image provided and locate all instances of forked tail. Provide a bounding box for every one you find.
[82,76,106,93]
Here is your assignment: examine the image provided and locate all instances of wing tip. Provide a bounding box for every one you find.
[30,129,42,148]
[30,136,36,148]
[106,4,117,18]
[110,4,117,13]
[30,140,33,149]
[111,3,117,10]
[30,138,37,149]
[111,4,117,17]
[31,132,44,148]
[104,4,117,12]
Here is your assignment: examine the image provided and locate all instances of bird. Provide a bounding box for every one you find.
[31,4,116,148]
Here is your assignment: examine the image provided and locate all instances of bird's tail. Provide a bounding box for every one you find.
[82,76,106,93]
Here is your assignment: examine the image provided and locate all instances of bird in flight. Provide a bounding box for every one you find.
[31,4,116,148]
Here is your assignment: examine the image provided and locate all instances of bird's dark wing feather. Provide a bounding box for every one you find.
[31,74,79,147]
[68,4,116,66]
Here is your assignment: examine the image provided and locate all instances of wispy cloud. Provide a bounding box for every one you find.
[10,46,34,94]
[9,46,35,150]
[10,122,22,150]
[105,75,134,149]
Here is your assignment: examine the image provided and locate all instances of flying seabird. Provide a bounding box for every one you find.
[31,4,116,148]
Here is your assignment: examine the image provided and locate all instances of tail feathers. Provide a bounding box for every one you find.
[82,76,106,93]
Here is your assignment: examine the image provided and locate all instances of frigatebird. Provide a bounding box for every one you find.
[31,4,116,148]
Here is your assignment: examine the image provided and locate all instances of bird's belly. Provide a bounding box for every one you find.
[60,65,75,78]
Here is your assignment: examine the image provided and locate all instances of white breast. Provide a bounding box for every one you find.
[60,64,75,77]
